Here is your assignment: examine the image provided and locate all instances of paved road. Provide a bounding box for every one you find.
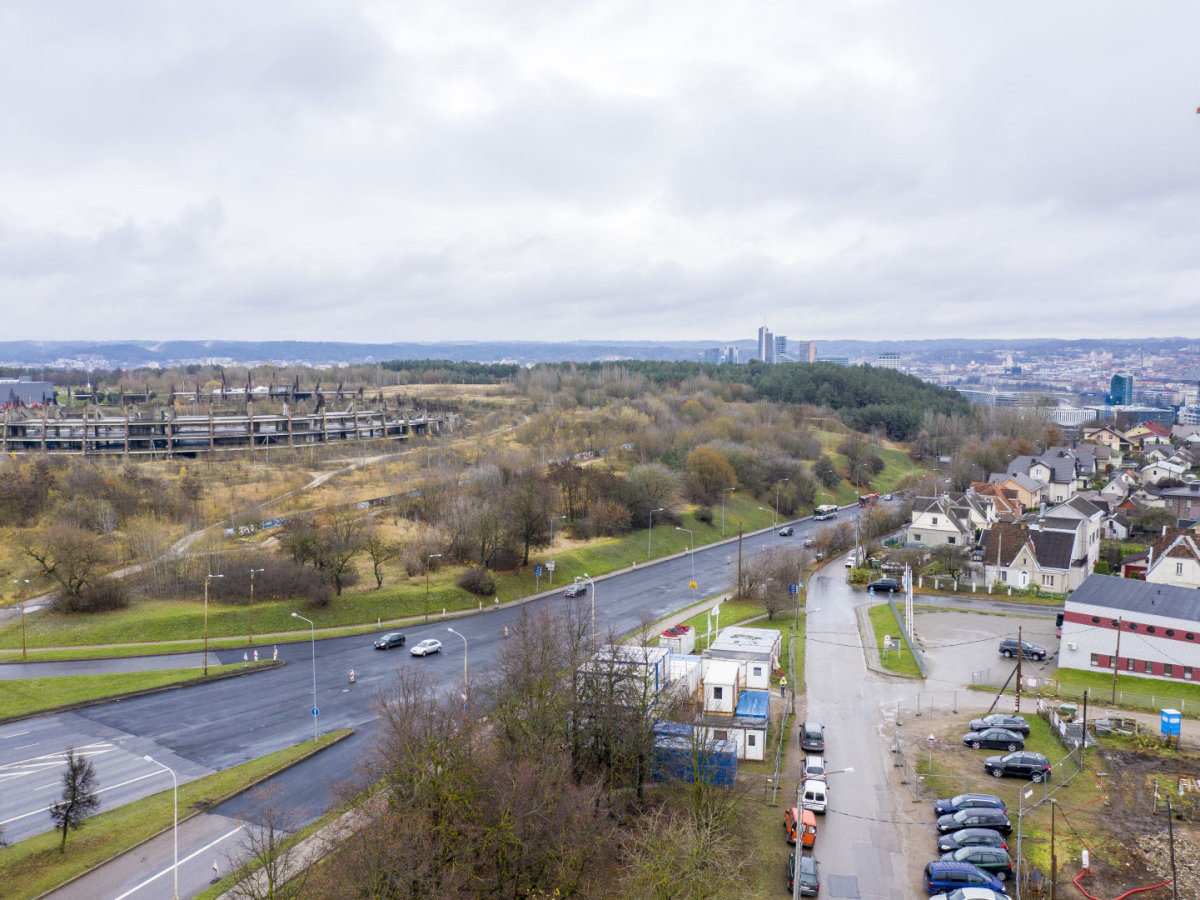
[0,511,852,854]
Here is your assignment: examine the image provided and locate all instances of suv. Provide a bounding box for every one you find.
[800,721,825,752]
[984,751,1052,782]
[936,827,1009,854]
[802,755,827,781]
[941,846,1014,882]
[998,638,1047,661]
[779,525,794,536]
[968,714,1030,736]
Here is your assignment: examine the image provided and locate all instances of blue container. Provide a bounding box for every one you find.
[1161,708,1182,737]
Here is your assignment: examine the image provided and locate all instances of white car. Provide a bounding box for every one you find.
[844,551,857,568]
[410,638,443,657]
[928,889,1012,900]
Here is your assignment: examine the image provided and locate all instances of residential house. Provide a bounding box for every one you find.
[1006,447,1097,503]
[701,626,781,690]
[1083,425,1129,454]
[1125,421,1173,450]
[1046,496,1105,573]
[969,481,1024,519]
[1058,574,1200,684]
[1099,470,1139,505]
[1143,529,1200,590]
[1154,482,1200,524]
[988,471,1046,510]
[979,514,1092,594]
[1140,460,1187,486]
[905,491,996,549]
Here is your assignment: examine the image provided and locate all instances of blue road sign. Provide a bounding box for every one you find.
[789,584,798,595]
[535,565,543,577]
[311,707,320,717]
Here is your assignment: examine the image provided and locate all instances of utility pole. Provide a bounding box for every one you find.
[1080,689,1089,766]
[1050,800,1057,900]
[1168,800,1179,900]
[1112,617,1123,705]
[1015,626,1023,714]
[737,525,744,600]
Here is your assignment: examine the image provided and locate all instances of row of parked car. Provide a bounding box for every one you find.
[963,713,1053,782]
[783,722,830,894]
[925,791,1014,898]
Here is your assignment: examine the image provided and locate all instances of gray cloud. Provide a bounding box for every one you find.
[1,1,1198,343]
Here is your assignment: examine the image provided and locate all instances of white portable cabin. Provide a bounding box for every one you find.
[702,626,782,690]
[702,659,741,715]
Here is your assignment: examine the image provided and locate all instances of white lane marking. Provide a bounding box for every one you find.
[1,731,33,739]
[111,825,245,900]
[0,770,161,827]
[0,742,117,781]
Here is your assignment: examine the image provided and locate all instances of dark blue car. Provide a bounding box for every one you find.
[933,793,1007,817]
[922,860,1006,894]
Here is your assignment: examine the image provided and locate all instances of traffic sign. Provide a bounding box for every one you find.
[311,707,319,717]
[689,581,697,590]
[535,565,543,577]
[789,584,797,595]
[546,561,555,571]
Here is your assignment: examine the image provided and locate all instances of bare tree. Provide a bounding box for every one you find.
[49,747,100,852]
[22,524,115,611]
[224,785,311,900]
[362,526,399,589]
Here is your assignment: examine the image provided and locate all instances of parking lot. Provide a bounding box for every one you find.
[913,607,1059,696]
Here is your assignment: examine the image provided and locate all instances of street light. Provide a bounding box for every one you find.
[575,573,596,651]
[759,506,775,528]
[447,627,468,700]
[548,515,567,585]
[647,507,664,558]
[203,574,224,675]
[248,568,265,644]
[424,553,443,620]
[13,579,30,659]
[291,612,318,743]
[143,755,179,900]
[721,487,736,537]
[675,527,695,585]
[775,478,789,528]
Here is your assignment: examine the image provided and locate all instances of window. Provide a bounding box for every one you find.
[1092,616,1101,623]
[1177,562,1185,575]
[1147,626,1156,634]
[1042,574,1055,587]
[714,729,728,741]
[1188,634,1196,641]
[1167,630,1175,637]
[932,517,939,525]
[1145,661,1154,674]
[748,734,757,747]
[1090,653,1100,666]
[1165,664,1174,677]
[712,687,723,700]
[1129,623,1137,630]
[1000,570,1008,582]
[1187,667,1194,680]
[948,536,956,544]
[914,533,922,542]
[752,666,762,678]
[1127,659,1136,671]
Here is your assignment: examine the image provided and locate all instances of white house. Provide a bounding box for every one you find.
[1059,575,1200,684]
[695,689,770,761]
[1140,460,1187,486]
[702,659,741,715]
[1144,531,1200,590]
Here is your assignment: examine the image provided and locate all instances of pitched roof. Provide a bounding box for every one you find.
[981,520,1077,570]
[1067,573,1200,624]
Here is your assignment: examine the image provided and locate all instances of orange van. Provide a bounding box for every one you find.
[783,806,818,848]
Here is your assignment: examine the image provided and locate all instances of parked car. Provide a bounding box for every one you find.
[779,525,794,536]
[784,806,818,848]
[998,638,1047,661]
[410,638,443,657]
[984,752,1052,782]
[844,551,858,568]
[935,808,1012,835]
[800,778,827,814]
[563,583,587,598]
[960,729,1024,751]
[787,852,820,896]
[940,846,1014,882]
[373,631,406,650]
[936,828,1009,854]
[928,888,1012,900]
[883,494,894,501]
[933,793,1006,817]
[867,577,902,593]
[800,721,825,752]
[922,860,1006,894]
[802,755,827,781]
[967,714,1030,736]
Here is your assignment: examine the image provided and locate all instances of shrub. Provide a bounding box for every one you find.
[53,579,130,614]
[694,506,713,524]
[457,567,495,596]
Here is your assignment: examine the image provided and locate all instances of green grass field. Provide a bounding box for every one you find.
[0,729,353,900]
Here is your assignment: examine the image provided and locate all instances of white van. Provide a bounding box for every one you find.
[801,778,827,814]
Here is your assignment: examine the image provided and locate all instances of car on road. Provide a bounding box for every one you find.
[998,638,1047,661]
[928,888,1012,900]
[867,577,902,593]
[373,631,406,650]
[802,755,827,781]
[844,551,857,568]
[933,793,1006,817]
[883,494,894,501]
[787,852,820,896]
[967,714,1030,736]
[960,729,1024,751]
[940,846,1014,882]
[800,721,825,752]
[922,860,1006,894]
[935,808,1012,835]
[984,751,1052,782]
[563,583,588,598]
[802,536,816,548]
[410,638,443,657]
[936,828,1009,855]
[784,806,817,848]
[779,525,794,536]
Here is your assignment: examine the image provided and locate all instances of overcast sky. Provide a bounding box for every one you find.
[3,2,1199,344]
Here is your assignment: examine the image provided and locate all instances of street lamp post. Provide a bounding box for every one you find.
[203,574,224,675]
[574,573,596,651]
[759,506,775,528]
[424,554,443,620]
[775,478,789,528]
[647,507,664,558]
[675,527,695,584]
[447,627,468,700]
[143,755,179,900]
[248,568,264,644]
[793,766,853,900]
[13,579,30,659]
[291,612,318,743]
[548,515,566,585]
[721,487,735,537]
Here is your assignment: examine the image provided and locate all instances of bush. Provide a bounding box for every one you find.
[457,567,496,596]
[694,506,713,524]
[53,579,130,614]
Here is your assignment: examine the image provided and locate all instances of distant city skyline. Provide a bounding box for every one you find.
[3,3,1199,343]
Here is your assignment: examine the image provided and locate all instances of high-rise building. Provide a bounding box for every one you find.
[723,345,739,365]
[774,335,789,363]
[757,326,774,363]
[1108,373,1134,406]
[699,348,721,364]
[797,341,816,363]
